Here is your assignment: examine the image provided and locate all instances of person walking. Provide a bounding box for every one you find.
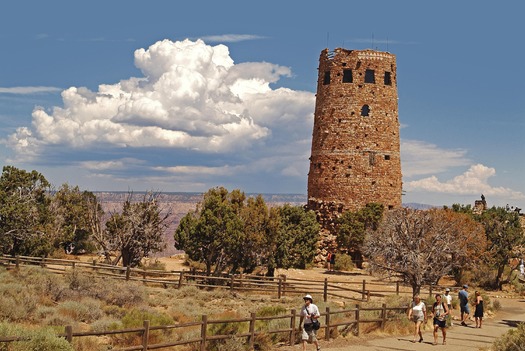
[299,294,321,351]
[459,284,470,326]
[407,295,427,343]
[326,252,332,272]
[474,291,484,328]
[432,294,449,345]
[329,251,336,271]
[444,288,453,326]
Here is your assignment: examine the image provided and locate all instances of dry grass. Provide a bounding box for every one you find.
[0,261,442,350]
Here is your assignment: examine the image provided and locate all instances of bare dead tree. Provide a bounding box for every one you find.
[364,208,487,295]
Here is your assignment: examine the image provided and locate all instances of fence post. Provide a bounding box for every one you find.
[142,269,147,284]
[355,304,360,336]
[142,320,150,351]
[325,306,330,341]
[40,256,46,267]
[289,309,296,346]
[230,275,235,292]
[92,259,97,272]
[381,303,387,330]
[278,277,282,299]
[65,325,73,343]
[323,278,328,302]
[126,266,131,280]
[361,280,366,300]
[282,275,287,296]
[396,281,399,295]
[249,312,256,349]
[200,315,208,351]
[178,271,184,289]
[15,255,20,270]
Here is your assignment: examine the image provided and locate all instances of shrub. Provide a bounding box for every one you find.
[103,305,127,319]
[216,336,247,351]
[72,336,108,351]
[0,323,74,351]
[140,258,166,271]
[87,278,145,307]
[334,254,354,271]
[492,322,525,351]
[56,299,103,323]
[32,270,68,302]
[90,318,122,333]
[0,283,37,321]
[13,328,74,351]
[256,306,287,317]
[121,308,174,328]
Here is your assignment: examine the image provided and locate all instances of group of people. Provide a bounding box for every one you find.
[299,284,485,350]
[408,284,484,345]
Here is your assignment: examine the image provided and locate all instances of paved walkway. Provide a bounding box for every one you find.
[286,298,525,351]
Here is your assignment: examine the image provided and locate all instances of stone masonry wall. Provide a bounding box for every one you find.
[307,48,403,237]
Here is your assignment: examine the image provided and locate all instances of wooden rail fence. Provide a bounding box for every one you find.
[0,304,408,350]
[1,255,451,303]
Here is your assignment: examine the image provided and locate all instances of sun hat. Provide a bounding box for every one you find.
[303,294,313,302]
[445,288,450,292]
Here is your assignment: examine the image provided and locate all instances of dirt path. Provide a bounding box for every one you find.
[289,298,525,351]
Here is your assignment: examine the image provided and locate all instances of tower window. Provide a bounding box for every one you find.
[384,155,391,160]
[361,105,370,116]
[323,71,331,85]
[384,71,392,85]
[342,69,353,83]
[365,69,375,83]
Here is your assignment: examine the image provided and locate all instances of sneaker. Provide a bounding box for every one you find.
[461,321,467,326]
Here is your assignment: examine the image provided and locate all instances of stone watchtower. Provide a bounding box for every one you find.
[307,48,402,231]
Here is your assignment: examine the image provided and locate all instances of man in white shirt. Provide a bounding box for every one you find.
[444,288,453,325]
[299,294,321,351]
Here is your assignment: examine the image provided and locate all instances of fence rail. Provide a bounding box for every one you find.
[0,254,455,302]
[0,304,408,350]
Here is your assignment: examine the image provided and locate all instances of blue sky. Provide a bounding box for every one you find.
[0,1,523,210]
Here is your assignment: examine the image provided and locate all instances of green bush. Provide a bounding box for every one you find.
[0,283,37,321]
[140,258,166,271]
[333,254,354,271]
[492,322,525,351]
[0,323,74,351]
[121,308,174,328]
[90,318,122,332]
[56,299,103,323]
[256,305,287,317]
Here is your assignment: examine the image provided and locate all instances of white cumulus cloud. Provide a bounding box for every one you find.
[405,163,525,200]
[7,39,314,158]
[401,139,470,177]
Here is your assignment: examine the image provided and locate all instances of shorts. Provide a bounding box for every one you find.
[460,304,470,314]
[433,317,446,328]
[412,314,424,323]
[302,326,317,342]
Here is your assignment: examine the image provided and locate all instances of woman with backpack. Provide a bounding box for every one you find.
[432,294,449,345]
